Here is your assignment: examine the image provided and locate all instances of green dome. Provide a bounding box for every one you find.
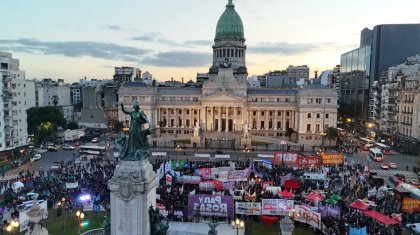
[215,0,244,39]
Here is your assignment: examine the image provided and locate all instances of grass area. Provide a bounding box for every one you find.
[173,139,191,145]
[251,140,273,146]
[247,221,314,235]
[44,210,105,235]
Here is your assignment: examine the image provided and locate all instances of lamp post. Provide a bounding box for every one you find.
[5,220,19,233]
[243,147,250,160]
[231,218,244,235]
[175,145,182,158]
[76,210,85,235]
[280,140,286,166]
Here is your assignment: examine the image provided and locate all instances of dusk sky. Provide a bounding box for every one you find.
[1,0,419,83]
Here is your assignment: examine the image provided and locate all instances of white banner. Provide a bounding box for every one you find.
[194,153,210,158]
[294,205,321,229]
[235,202,262,215]
[20,200,48,232]
[258,154,274,158]
[262,199,294,215]
[152,152,167,156]
[65,182,79,189]
[215,154,230,159]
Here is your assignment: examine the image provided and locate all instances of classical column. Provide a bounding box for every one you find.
[225,107,229,133]
[274,110,278,130]
[218,106,222,132]
[282,110,286,130]
[166,108,169,127]
[233,107,237,132]
[265,110,269,130]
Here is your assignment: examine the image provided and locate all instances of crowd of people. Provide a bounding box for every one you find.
[0,157,116,230]
[154,155,412,235]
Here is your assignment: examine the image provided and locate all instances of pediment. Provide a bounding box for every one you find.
[202,91,246,103]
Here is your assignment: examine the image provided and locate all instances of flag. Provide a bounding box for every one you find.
[165,161,172,173]
[166,174,172,186]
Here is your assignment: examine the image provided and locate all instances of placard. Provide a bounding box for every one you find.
[261,199,294,215]
[402,197,420,213]
[235,202,262,215]
[188,195,234,218]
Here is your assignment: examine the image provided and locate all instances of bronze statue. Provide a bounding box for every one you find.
[203,221,225,235]
[149,206,169,235]
[116,101,153,161]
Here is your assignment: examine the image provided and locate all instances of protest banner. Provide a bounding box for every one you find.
[294,205,321,229]
[321,153,344,166]
[235,202,262,215]
[261,199,294,215]
[65,182,79,189]
[188,195,234,218]
[182,175,201,184]
[402,197,420,213]
[227,169,249,181]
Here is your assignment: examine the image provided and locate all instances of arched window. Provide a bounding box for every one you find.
[307,113,311,118]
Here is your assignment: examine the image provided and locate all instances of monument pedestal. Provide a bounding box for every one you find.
[108,159,158,235]
[240,136,251,148]
[25,199,48,235]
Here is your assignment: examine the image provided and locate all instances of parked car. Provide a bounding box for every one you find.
[389,163,397,169]
[50,161,64,170]
[381,163,390,170]
[48,146,58,152]
[62,144,75,150]
[30,154,42,162]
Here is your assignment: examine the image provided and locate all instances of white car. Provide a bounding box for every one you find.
[30,154,42,162]
[62,144,75,150]
[389,163,397,169]
[91,138,99,143]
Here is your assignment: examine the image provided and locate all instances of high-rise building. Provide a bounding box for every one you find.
[113,67,141,87]
[340,24,420,122]
[286,65,309,81]
[0,52,35,163]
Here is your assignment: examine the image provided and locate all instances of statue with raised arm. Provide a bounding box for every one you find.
[202,221,225,235]
[118,101,153,161]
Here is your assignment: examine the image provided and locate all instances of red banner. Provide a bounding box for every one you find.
[402,197,420,213]
[296,156,321,168]
[198,168,212,176]
[321,153,344,166]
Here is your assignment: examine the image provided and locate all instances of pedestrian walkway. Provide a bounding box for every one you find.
[373,169,417,178]
[0,174,20,181]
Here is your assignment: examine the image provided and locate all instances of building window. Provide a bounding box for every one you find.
[193,97,199,101]
[185,97,190,101]
[170,97,175,101]
[316,98,321,104]
[194,110,198,115]
[327,99,331,103]
[325,113,329,118]
[315,124,320,132]
[308,98,313,104]
[306,124,311,132]
[286,111,290,116]
[277,111,281,116]
[187,110,190,114]
[285,98,290,102]
[269,111,273,116]
[237,110,241,115]
[261,111,264,116]
[316,113,320,118]
[179,110,182,114]
[261,121,265,129]
[253,111,257,116]
[307,113,311,118]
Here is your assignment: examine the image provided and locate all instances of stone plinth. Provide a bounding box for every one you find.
[279,217,294,235]
[108,159,158,235]
[25,199,48,235]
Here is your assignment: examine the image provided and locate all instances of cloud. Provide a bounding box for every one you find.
[103,25,123,30]
[185,40,213,46]
[141,51,211,67]
[132,35,155,42]
[0,38,151,61]
[248,42,342,55]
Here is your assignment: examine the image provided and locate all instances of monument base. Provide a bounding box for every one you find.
[108,159,158,235]
[240,136,251,148]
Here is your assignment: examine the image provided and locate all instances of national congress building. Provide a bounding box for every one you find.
[118,0,338,150]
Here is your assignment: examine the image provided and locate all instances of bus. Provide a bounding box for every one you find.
[359,138,375,151]
[369,148,384,162]
[79,145,106,156]
[374,143,391,154]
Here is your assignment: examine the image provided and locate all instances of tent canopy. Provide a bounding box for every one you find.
[349,200,370,211]
[278,190,294,198]
[305,192,324,202]
[362,210,400,225]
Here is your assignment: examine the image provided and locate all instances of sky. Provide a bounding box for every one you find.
[1,0,420,83]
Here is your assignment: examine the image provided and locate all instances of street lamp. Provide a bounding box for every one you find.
[280,140,286,166]
[288,208,300,219]
[175,145,182,157]
[76,210,85,235]
[231,218,244,235]
[6,220,19,233]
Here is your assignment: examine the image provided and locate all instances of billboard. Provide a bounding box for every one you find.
[261,199,294,215]
[235,202,262,215]
[188,195,234,218]
[321,153,344,165]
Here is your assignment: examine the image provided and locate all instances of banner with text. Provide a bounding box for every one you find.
[227,169,250,181]
[235,202,262,215]
[294,205,321,229]
[402,197,420,213]
[321,153,344,166]
[261,199,294,215]
[188,194,234,218]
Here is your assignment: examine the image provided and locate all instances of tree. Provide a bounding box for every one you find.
[108,119,124,133]
[325,127,338,146]
[67,122,79,130]
[27,107,67,144]
[52,95,59,106]
[285,128,294,141]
